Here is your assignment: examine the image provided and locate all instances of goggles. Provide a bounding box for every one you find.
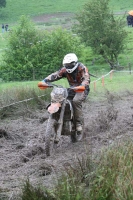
[64,62,75,69]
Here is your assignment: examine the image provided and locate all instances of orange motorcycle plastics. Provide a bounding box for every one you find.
[48,102,61,114]
[38,81,49,90]
[73,85,85,93]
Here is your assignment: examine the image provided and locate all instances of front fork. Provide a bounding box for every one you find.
[54,100,66,143]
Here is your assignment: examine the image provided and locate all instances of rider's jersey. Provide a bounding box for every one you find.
[45,62,90,87]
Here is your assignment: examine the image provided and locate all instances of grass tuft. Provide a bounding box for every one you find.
[17,141,133,199]
[20,179,55,200]
[53,151,93,200]
[90,140,133,200]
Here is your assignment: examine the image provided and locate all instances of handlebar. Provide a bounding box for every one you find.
[38,81,63,89]
[38,81,85,92]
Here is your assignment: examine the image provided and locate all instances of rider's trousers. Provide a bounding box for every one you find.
[72,92,85,125]
[68,89,88,126]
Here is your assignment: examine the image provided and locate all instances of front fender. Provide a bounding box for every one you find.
[48,102,61,114]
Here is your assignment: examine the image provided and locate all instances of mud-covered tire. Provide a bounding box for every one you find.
[45,117,55,156]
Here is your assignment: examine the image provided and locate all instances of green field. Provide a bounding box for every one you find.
[0,0,133,24]
[0,0,133,69]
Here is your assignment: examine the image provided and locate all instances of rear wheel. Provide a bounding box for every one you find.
[45,116,55,156]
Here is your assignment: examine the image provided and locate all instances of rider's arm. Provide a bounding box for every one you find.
[81,66,90,86]
[44,68,65,82]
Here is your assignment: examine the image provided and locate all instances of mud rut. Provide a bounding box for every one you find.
[0,91,133,199]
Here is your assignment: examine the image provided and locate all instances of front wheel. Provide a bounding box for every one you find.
[45,116,55,156]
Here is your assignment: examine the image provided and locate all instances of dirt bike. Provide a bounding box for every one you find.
[38,81,85,156]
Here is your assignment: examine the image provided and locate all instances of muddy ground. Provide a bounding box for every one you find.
[32,12,75,30]
[31,11,125,30]
[0,90,133,199]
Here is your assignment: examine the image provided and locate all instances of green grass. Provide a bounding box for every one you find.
[90,140,133,199]
[0,72,132,93]
[89,71,133,102]
[0,0,88,24]
[19,140,133,200]
[0,0,133,24]
[0,79,69,92]
[90,71,133,92]
[0,80,38,92]
[110,0,133,12]
[0,72,132,110]
[0,72,132,94]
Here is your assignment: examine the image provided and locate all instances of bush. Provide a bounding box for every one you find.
[0,15,91,81]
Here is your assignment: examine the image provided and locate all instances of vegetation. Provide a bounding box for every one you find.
[20,179,54,200]
[89,141,133,199]
[0,1,133,81]
[0,0,6,8]
[19,140,133,200]
[0,15,90,81]
[75,0,127,69]
[1,16,39,81]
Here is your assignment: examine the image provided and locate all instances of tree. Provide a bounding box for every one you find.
[1,15,39,81]
[0,0,6,8]
[1,15,87,81]
[74,0,127,69]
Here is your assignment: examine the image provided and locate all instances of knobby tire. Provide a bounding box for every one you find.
[45,117,55,156]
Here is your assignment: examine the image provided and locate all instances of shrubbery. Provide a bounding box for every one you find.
[19,141,133,200]
[0,15,90,81]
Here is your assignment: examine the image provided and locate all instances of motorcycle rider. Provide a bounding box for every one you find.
[43,53,90,133]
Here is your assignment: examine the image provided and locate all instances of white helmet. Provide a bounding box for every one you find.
[63,53,78,73]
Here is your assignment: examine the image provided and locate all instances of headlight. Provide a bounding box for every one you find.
[51,88,66,102]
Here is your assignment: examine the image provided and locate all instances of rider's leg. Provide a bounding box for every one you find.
[72,92,85,131]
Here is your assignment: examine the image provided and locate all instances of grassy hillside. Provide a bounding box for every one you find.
[0,0,133,24]
[0,0,133,74]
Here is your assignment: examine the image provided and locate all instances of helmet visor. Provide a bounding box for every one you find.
[64,62,75,69]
